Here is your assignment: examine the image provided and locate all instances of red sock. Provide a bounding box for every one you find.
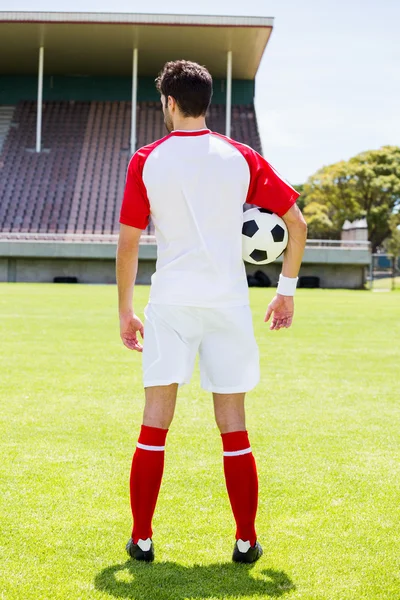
[221,430,258,546]
[130,424,168,543]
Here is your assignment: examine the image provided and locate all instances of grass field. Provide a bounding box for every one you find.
[0,284,399,600]
[370,275,400,291]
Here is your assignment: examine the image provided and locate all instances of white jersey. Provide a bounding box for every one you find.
[120,129,299,307]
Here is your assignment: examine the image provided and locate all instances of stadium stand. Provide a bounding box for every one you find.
[0,12,371,287]
[0,105,14,153]
[0,100,262,236]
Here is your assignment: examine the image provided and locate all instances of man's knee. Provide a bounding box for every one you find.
[213,392,246,434]
[215,415,246,434]
[143,384,178,429]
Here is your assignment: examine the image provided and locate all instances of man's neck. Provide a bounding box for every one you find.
[172,117,207,131]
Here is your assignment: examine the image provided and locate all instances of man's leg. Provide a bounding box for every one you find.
[213,392,260,559]
[129,384,177,547]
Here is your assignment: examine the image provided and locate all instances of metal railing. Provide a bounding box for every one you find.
[0,232,371,250]
[0,232,119,243]
[306,239,371,250]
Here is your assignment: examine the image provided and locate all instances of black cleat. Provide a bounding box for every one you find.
[232,539,263,564]
[126,537,154,562]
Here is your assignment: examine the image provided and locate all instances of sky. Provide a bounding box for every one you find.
[1,0,399,184]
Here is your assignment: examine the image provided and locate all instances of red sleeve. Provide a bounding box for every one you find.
[245,149,300,216]
[119,150,150,230]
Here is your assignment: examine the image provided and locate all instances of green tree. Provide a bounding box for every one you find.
[293,183,306,213]
[303,146,400,250]
[303,201,338,239]
[384,213,400,263]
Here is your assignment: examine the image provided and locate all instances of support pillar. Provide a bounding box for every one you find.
[225,50,232,137]
[36,46,44,153]
[131,47,138,155]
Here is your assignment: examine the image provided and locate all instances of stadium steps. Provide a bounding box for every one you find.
[207,104,263,155]
[0,102,90,234]
[71,101,131,235]
[0,100,263,236]
[0,105,16,154]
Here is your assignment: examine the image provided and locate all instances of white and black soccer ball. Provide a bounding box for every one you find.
[242,207,288,265]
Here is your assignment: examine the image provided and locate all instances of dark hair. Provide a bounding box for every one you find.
[155,60,213,118]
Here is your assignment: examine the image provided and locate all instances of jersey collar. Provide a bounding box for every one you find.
[170,129,211,137]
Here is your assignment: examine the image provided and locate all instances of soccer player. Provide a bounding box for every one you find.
[117,60,307,564]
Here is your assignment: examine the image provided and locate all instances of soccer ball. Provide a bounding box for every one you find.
[242,207,288,264]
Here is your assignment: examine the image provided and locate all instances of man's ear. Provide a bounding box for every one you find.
[168,96,177,112]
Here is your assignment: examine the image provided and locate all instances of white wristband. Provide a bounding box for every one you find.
[277,274,298,296]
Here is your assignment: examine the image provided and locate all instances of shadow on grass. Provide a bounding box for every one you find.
[95,560,296,599]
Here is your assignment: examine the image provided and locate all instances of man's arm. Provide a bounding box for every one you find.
[116,223,144,351]
[281,203,308,278]
[265,204,307,330]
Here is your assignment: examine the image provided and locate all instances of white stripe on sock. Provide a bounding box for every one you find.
[137,442,165,451]
[223,447,252,457]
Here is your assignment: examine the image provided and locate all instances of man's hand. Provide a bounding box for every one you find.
[264,295,294,330]
[119,312,144,351]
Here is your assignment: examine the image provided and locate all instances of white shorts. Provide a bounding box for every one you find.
[142,303,260,393]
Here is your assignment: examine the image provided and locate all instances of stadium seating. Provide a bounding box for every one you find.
[0,101,263,236]
[0,106,15,154]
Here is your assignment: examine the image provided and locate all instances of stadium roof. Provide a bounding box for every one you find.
[0,12,273,79]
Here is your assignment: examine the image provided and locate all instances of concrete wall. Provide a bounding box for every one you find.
[0,256,156,284]
[0,240,370,289]
[0,256,365,289]
[0,258,8,281]
[9,258,116,284]
[246,262,365,289]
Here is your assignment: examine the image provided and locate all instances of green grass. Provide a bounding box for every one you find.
[371,275,400,291]
[0,284,399,600]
